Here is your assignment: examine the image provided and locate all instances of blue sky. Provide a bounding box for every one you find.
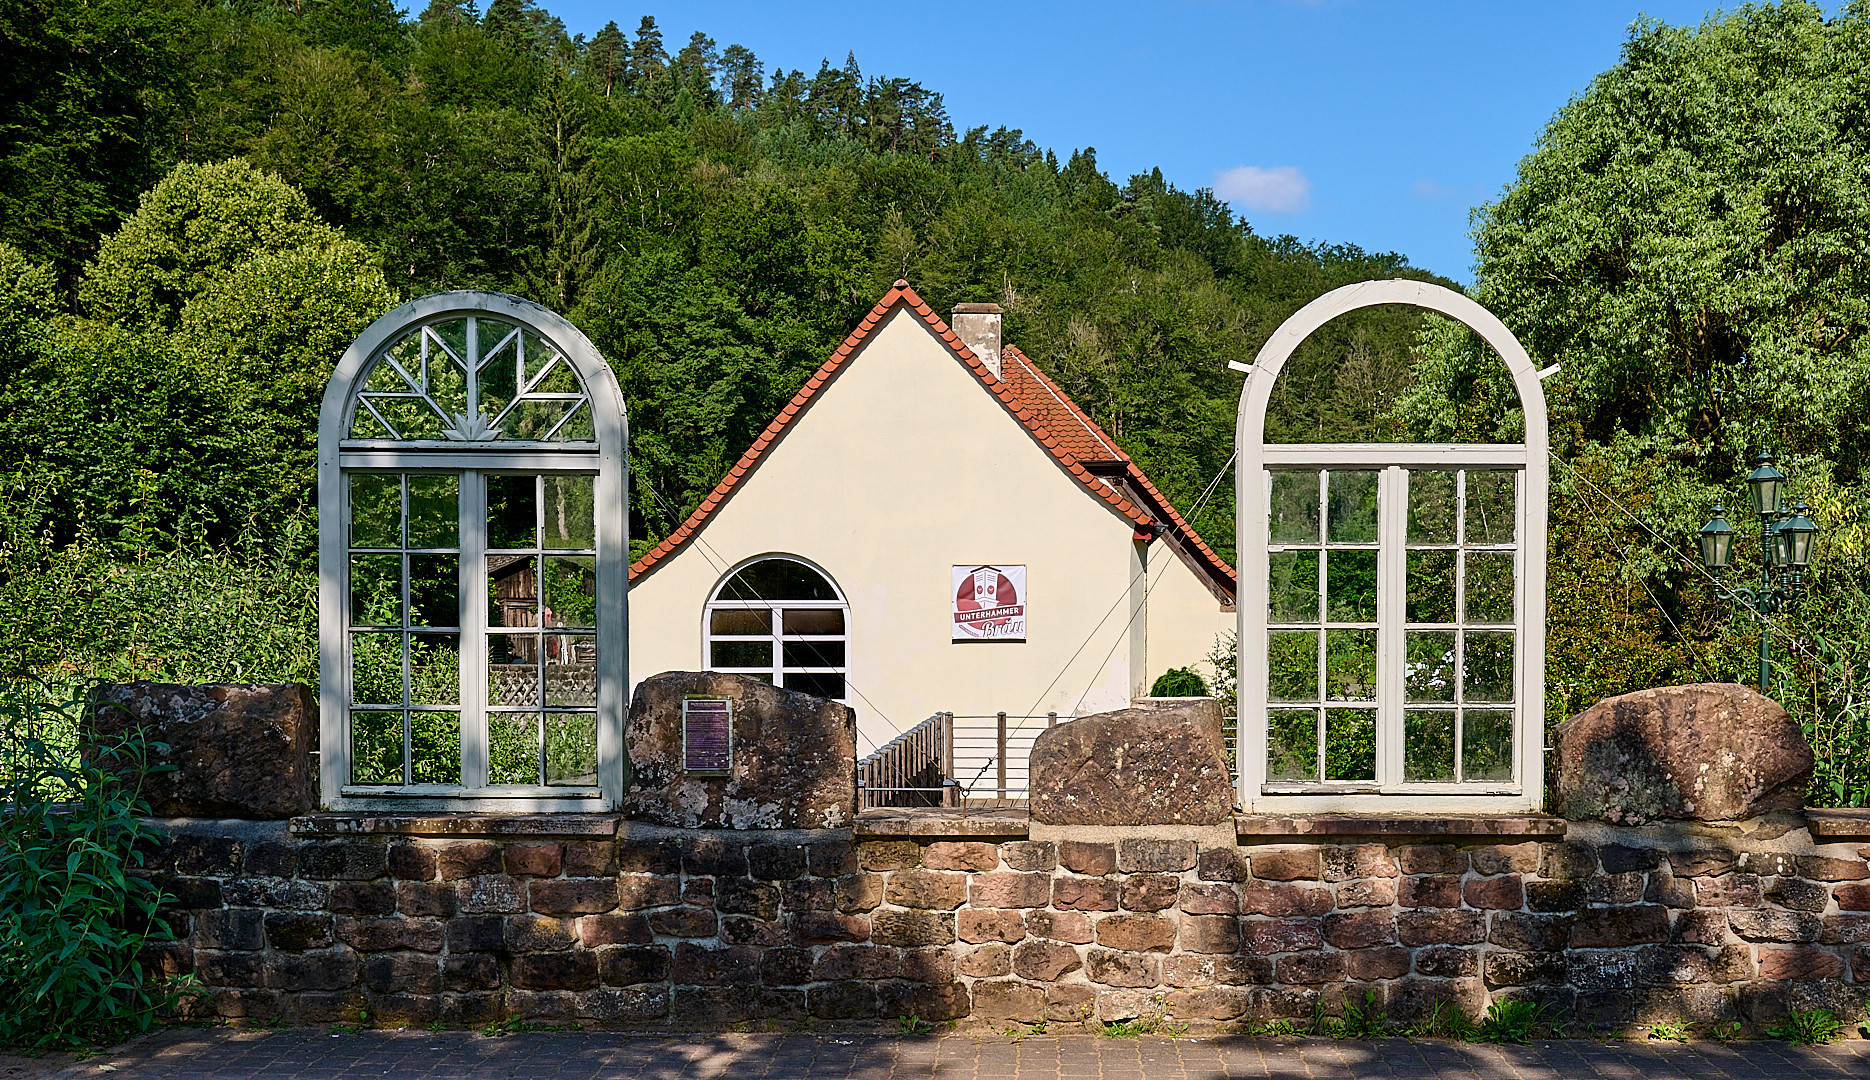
[542,1,1843,283]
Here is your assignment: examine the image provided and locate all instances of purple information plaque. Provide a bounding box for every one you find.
[682,698,732,772]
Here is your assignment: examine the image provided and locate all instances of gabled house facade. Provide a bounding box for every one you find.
[627,282,1235,761]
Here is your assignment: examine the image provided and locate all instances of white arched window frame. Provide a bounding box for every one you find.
[1236,280,1549,813]
[702,556,850,704]
[317,292,629,812]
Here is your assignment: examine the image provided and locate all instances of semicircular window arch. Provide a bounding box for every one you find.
[705,557,849,702]
[348,315,595,443]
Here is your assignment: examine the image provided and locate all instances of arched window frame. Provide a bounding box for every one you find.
[1236,280,1549,813]
[317,292,630,812]
[702,555,851,704]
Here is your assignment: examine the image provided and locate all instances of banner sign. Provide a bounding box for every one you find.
[952,565,1027,641]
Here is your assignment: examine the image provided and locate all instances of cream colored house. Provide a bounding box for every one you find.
[626,282,1235,786]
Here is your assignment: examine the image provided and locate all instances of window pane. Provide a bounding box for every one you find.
[1267,709,1318,781]
[350,711,403,784]
[407,474,458,549]
[350,554,402,627]
[480,337,519,419]
[1463,632,1515,703]
[409,634,460,706]
[719,559,838,602]
[409,712,460,784]
[1325,629,1377,701]
[1405,631,1456,703]
[426,347,468,419]
[489,556,537,626]
[1324,709,1376,781]
[545,638,596,706]
[1465,471,1516,544]
[542,475,596,549]
[1406,550,1457,623]
[489,635,539,705]
[350,474,401,548]
[409,554,459,628]
[545,712,597,785]
[488,474,538,548]
[1325,550,1377,622]
[1408,471,1457,544]
[351,633,403,706]
[1404,710,1456,782]
[1268,630,1319,702]
[711,609,772,635]
[490,712,539,785]
[1465,551,1515,624]
[542,555,596,629]
[781,608,844,635]
[784,640,846,668]
[785,671,845,699]
[373,394,446,441]
[1268,550,1319,623]
[1462,710,1514,781]
[712,640,773,668]
[1269,471,1320,543]
[1327,471,1379,543]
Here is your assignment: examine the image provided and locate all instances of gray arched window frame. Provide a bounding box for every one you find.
[1236,280,1549,813]
[317,292,630,811]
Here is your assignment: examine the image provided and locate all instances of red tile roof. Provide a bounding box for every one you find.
[629,281,1236,596]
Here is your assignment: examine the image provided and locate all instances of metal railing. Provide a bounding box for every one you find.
[857,712,955,808]
[858,710,1239,809]
[950,712,1069,804]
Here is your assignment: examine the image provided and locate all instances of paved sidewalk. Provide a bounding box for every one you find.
[33,1028,1870,1079]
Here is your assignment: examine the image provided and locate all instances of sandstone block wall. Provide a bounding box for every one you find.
[147,816,1870,1031]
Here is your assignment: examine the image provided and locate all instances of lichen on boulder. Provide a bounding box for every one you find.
[1552,682,1813,824]
[625,671,855,830]
[88,682,316,819]
[1028,698,1233,826]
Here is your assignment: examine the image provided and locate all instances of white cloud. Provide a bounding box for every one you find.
[1412,178,1460,199]
[1213,166,1312,214]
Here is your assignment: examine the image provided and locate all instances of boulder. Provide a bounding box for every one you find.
[1553,683,1812,824]
[1028,698,1233,826]
[625,671,855,830]
[87,683,316,819]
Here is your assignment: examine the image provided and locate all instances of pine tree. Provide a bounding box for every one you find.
[719,44,761,110]
[627,15,666,87]
[588,20,625,97]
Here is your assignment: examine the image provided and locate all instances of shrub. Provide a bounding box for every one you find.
[1149,667,1210,698]
[0,685,186,1047]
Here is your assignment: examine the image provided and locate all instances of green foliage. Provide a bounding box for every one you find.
[1710,1019,1744,1041]
[1647,1018,1694,1042]
[1406,2,1870,804]
[1765,1007,1846,1045]
[1149,667,1210,697]
[1326,991,1398,1039]
[1405,1001,1478,1041]
[897,1014,934,1036]
[0,687,186,1047]
[80,159,352,329]
[1473,999,1545,1044]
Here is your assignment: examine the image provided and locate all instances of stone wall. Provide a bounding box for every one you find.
[146,812,1870,1032]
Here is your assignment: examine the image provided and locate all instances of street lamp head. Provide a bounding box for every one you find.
[1780,499,1818,568]
[1698,504,1735,571]
[1746,450,1786,518]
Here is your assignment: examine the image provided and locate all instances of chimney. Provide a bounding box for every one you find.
[951,303,1004,379]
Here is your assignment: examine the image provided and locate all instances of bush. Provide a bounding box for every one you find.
[0,686,186,1047]
[1148,667,1210,697]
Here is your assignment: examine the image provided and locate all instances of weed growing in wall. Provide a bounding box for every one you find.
[0,686,189,1047]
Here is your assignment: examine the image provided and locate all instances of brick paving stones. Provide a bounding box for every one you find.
[35,1030,1870,1080]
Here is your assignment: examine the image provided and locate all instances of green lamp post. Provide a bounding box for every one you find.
[1697,450,1819,692]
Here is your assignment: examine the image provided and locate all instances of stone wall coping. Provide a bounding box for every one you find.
[288,813,622,838]
[1804,807,1870,839]
[1235,812,1568,838]
[853,806,1032,838]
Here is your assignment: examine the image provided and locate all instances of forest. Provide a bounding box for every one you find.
[4,0,1870,803]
